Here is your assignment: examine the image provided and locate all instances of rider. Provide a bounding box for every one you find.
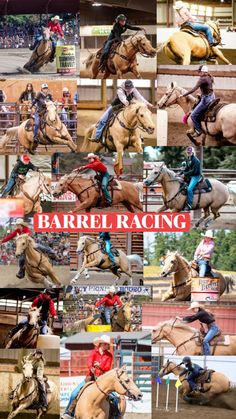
[91,79,153,142]
[18,83,36,103]
[99,232,117,269]
[99,14,145,70]
[180,65,215,140]
[47,15,65,61]
[62,335,115,419]
[179,356,204,393]
[179,146,202,212]
[173,1,218,47]
[73,153,112,206]
[177,302,220,356]
[95,285,122,325]
[60,87,72,126]
[0,154,40,198]
[194,230,216,277]
[31,83,53,150]
[27,349,48,412]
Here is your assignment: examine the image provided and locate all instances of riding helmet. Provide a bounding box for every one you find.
[116,14,127,21]
[124,79,134,89]
[182,356,191,363]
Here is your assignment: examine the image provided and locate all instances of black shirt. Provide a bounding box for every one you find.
[181,155,201,177]
[12,160,38,176]
[110,22,142,41]
[32,91,53,112]
[183,75,214,97]
[183,308,215,325]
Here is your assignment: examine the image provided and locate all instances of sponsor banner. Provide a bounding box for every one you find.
[34,212,190,232]
[0,199,24,218]
[60,376,85,407]
[70,285,152,297]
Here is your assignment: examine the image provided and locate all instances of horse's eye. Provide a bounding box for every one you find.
[140,114,144,117]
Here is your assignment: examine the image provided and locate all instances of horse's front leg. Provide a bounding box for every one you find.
[161,288,174,302]
[212,47,232,65]
[73,199,95,212]
[7,403,27,419]
[72,259,88,281]
[130,133,143,153]
[157,204,169,213]
[130,62,142,79]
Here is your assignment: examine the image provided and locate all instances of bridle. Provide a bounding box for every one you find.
[161,255,192,291]
[117,104,153,134]
[130,34,155,58]
[95,369,137,400]
[160,360,182,376]
[159,86,181,108]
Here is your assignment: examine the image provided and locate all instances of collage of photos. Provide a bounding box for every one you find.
[0,1,236,419]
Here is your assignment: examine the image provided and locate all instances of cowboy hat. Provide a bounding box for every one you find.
[198,65,209,73]
[93,334,111,346]
[51,15,62,21]
[108,286,116,293]
[15,218,28,227]
[201,230,216,239]
[84,153,98,160]
[187,302,202,310]
[173,1,185,10]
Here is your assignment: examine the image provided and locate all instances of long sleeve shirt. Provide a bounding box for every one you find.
[95,293,122,308]
[87,348,113,377]
[12,160,39,176]
[110,22,142,41]
[2,226,31,243]
[79,160,108,174]
[194,240,215,260]
[183,75,214,97]
[32,294,57,317]
[181,155,201,177]
[48,21,64,37]
[183,308,215,325]
[112,84,149,107]
[175,7,196,27]
[179,363,203,376]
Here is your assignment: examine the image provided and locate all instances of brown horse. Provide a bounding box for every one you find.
[159,360,230,405]
[85,33,156,79]
[75,366,142,419]
[5,307,40,349]
[15,171,51,214]
[160,251,226,301]
[152,319,236,355]
[53,173,143,212]
[158,82,236,145]
[15,234,62,287]
[79,102,155,154]
[71,236,142,285]
[0,101,77,154]
[18,27,53,74]
[158,20,231,65]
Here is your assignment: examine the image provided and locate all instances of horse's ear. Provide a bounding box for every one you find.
[121,364,127,370]
[170,81,176,89]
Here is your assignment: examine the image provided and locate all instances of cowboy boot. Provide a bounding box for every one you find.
[16,267,25,279]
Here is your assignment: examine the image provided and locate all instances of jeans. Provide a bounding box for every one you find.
[40,320,48,335]
[187,372,200,391]
[1,173,16,196]
[203,324,220,355]
[104,239,115,264]
[37,378,48,408]
[101,172,112,203]
[64,380,85,416]
[191,93,215,133]
[95,106,113,139]
[104,307,111,324]
[36,243,56,258]
[60,109,68,126]
[198,259,211,277]
[187,175,202,207]
[102,33,114,58]
[34,111,40,139]
[186,22,214,44]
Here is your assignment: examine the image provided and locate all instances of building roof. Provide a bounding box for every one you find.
[0,0,79,15]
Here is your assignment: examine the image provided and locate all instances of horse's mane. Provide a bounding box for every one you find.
[157,319,197,333]
[167,251,191,270]
[15,234,36,247]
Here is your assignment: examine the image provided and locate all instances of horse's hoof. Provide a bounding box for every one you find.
[85,275,90,280]
[70,278,78,285]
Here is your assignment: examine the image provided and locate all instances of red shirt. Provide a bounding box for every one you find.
[2,226,31,243]
[95,293,122,308]
[32,294,57,317]
[47,21,64,37]
[83,161,107,174]
[87,347,113,377]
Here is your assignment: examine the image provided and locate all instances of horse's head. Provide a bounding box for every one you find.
[28,306,40,325]
[46,101,57,123]
[158,82,181,109]
[160,251,179,277]
[42,175,52,196]
[42,26,51,41]
[143,162,165,186]
[22,359,34,381]
[114,366,143,401]
[152,322,166,343]
[159,359,177,378]
[53,175,68,197]
[135,34,156,57]
[135,103,155,134]
[76,236,90,254]
[15,234,31,256]
[207,20,221,43]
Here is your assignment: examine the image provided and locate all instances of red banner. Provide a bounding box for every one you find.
[34,212,190,232]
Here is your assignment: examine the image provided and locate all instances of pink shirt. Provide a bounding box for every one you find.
[194,240,215,260]
[175,7,196,27]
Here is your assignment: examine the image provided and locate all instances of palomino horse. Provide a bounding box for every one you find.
[63,313,102,333]
[53,173,143,213]
[71,236,143,285]
[5,307,40,349]
[159,360,230,404]
[152,319,236,355]
[160,251,226,301]
[85,33,156,79]
[112,300,132,332]
[18,27,53,73]
[0,101,77,154]
[15,234,61,287]
[158,20,231,65]
[15,171,51,214]
[79,102,155,154]
[158,82,236,145]
[75,366,142,419]
[144,162,230,228]
[7,356,58,419]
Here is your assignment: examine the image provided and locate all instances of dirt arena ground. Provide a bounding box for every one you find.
[0,265,70,288]
[70,270,143,286]
[157,48,236,66]
[0,48,79,77]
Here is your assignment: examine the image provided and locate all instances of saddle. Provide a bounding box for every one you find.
[94,106,124,152]
[94,174,122,193]
[180,177,212,195]
[96,39,121,60]
[192,368,215,390]
[180,25,214,45]
[100,241,120,258]
[191,261,215,278]
[195,329,230,355]
[203,98,228,123]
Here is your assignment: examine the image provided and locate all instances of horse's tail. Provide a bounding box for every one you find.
[127,254,143,268]
[229,382,236,390]
[157,42,165,53]
[135,182,143,202]
[227,187,236,206]
[0,126,18,149]
[84,53,96,70]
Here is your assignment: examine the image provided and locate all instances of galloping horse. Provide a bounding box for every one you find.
[53,173,143,213]
[152,319,236,355]
[0,101,77,154]
[112,300,132,332]
[15,234,62,287]
[75,366,142,419]
[85,33,156,79]
[15,171,51,214]
[144,162,230,228]
[158,82,236,145]
[7,356,58,419]
[5,307,40,349]
[158,20,231,65]
[160,251,226,301]
[18,27,53,74]
[159,360,230,404]
[79,102,155,154]
[71,236,143,285]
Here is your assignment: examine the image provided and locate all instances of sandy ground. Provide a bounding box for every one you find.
[157,48,236,66]
[70,269,143,286]
[0,47,79,78]
[80,49,156,79]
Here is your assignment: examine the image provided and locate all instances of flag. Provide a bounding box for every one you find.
[175,378,182,388]
[114,152,123,177]
[166,377,170,385]
[156,376,162,384]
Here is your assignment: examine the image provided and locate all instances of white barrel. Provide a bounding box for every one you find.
[37,335,60,349]
[157,109,168,146]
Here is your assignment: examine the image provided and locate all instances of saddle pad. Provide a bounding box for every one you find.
[180,178,212,195]
[195,334,230,346]
[108,179,122,190]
